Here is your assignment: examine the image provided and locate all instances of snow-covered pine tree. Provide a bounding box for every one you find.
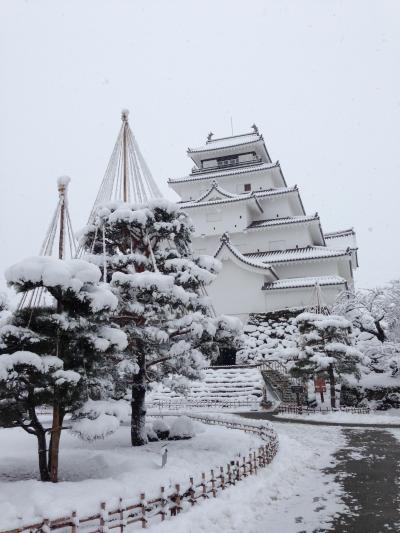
[81,199,242,445]
[292,312,363,407]
[0,256,126,481]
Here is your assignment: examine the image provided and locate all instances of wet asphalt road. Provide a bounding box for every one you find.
[239,412,400,532]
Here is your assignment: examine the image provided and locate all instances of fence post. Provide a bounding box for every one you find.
[118,497,124,533]
[188,477,196,505]
[160,487,166,521]
[242,456,247,477]
[71,511,79,533]
[100,502,107,533]
[227,463,232,486]
[42,518,50,533]
[140,493,147,529]
[210,469,216,497]
[175,484,181,514]
[201,472,207,498]
[248,453,253,476]
[219,466,225,490]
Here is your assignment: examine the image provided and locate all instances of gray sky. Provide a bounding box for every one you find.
[1,0,399,295]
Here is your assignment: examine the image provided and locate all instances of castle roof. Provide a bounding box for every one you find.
[246,214,319,230]
[324,228,355,240]
[214,234,279,280]
[168,161,279,184]
[188,132,262,154]
[178,186,299,210]
[262,275,348,291]
[245,246,351,265]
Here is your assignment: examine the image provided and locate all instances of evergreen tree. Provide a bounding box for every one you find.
[81,200,241,445]
[0,256,126,481]
[291,312,363,407]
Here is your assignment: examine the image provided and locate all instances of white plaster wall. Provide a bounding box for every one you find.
[207,260,267,317]
[254,195,299,219]
[274,260,344,280]
[187,204,249,236]
[264,285,345,312]
[241,226,313,252]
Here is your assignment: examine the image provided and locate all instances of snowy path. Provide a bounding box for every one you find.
[148,422,347,533]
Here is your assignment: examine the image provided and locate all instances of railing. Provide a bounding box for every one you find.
[146,399,261,410]
[257,360,288,375]
[278,404,371,416]
[2,415,278,533]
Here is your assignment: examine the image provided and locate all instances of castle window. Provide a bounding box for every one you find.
[244,183,251,192]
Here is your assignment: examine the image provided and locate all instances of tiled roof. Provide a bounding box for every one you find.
[188,133,261,153]
[178,186,298,210]
[245,246,351,265]
[168,161,279,184]
[214,234,279,279]
[188,181,237,203]
[263,275,347,291]
[324,228,355,240]
[246,214,318,230]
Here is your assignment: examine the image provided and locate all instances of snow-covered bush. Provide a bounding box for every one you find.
[70,399,130,440]
[152,417,170,440]
[169,416,195,440]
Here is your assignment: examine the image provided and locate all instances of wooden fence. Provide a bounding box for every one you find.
[3,415,278,533]
[278,404,370,415]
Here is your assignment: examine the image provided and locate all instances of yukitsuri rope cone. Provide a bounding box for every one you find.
[3,415,278,532]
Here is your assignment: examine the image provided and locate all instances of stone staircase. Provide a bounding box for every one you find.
[260,361,303,405]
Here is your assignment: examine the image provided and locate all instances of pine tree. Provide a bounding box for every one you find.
[81,199,242,445]
[291,312,363,408]
[0,256,126,481]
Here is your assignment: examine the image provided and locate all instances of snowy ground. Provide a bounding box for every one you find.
[276,409,400,425]
[0,417,350,533]
[149,422,347,533]
[0,418,262,530]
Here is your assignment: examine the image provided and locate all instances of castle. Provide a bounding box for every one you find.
[168,127,358,322]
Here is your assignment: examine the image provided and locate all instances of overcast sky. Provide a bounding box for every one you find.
[1,0,399,295]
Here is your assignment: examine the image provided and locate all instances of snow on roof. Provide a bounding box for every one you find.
[214,234,279,279]
[168,161,279,184]
[324,228,355,240]
[263,275,347,291]
[246,214,319,230]
[245,246,351,265]
[179,186,298,210]
[191,181,237,203]
[188,133,261,153]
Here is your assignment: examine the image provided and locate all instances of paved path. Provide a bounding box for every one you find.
[325,429,400,532]
[240,413,400,532]
[237,410,400,428]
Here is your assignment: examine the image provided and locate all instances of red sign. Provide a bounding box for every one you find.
[314,376,327,393]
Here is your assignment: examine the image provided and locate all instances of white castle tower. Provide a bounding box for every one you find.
[168,127,358,321]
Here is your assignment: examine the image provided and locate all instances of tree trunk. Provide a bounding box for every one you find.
[374,320,386,342]
[131,353,148,446]
[37,430,50,482]
[48,402,65,482]
[328,364,336,409]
